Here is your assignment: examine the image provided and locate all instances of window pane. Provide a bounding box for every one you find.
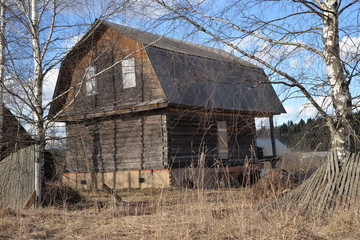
[122,58,136,88]
[85,66,97,95]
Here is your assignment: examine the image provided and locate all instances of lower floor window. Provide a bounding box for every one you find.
[217,121,228,159]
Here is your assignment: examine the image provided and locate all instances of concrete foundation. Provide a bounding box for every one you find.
[62,169,171,190]
[62,163,264,190]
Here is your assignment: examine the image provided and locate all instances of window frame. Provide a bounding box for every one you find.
[122,57,136,89]
[217,121,229,159]
[85,65,97,96]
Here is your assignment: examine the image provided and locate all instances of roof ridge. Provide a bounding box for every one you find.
[102,21,260,68]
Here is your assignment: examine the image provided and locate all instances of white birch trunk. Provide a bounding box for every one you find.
[321,0,352,160]
[31,0,44,208]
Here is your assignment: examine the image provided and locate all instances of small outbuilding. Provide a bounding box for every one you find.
[50,20,286,189]
[0,106,34,160]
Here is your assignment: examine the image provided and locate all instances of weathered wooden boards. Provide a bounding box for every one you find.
[280,151,360,213]
[0,145,36,209]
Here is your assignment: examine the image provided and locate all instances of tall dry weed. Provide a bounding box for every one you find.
[0,186,358,239]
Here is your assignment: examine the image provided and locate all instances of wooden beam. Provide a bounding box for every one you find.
[269,116,277,168]
[56,101,168,122]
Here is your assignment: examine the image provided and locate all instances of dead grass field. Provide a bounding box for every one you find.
[1,185,359,240]
[0,154,358,239]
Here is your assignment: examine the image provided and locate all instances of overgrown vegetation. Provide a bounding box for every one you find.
[1,154,358,239]
[278,118,331,151]
[1,186,359,239]
[273,111,360,152]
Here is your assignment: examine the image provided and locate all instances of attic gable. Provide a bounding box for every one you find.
[50,25,166,119]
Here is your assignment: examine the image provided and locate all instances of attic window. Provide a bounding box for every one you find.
[85,66,97,95]
[217,121,228,159]
[122,58,136,88]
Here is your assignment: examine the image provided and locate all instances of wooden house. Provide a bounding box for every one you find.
[50,20,286,189]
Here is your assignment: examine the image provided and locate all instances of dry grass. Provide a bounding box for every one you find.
[1,185,359,240]
[279,153,326,184]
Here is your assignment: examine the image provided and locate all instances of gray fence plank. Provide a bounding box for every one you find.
[0,145,36,209]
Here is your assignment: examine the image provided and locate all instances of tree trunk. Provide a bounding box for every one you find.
[0,0,5,142]
[270,1,356,214]
[31,0,44,208]
[321,0,352,159]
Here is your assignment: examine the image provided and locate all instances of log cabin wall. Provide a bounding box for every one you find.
[166,110,256,168]
[50,21,287,189]
[61,26,165,118]
[66,112,167,173]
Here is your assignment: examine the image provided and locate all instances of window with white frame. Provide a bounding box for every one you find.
[122,58,136,88]
[85,65,97,95]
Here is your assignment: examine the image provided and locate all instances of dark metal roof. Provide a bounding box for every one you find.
[146,46,286,114]
[103,22,257,68]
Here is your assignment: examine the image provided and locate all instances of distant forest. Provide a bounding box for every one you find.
[257,111,360,152]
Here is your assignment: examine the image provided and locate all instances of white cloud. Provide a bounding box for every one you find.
[43,68,59,106]
[289,58,298,69]
[224,35,258,53]
[284,105,296,115]
[225,36,305,69]
[299,96,332,117]
[303,55,316,68]
[64,34,84,50]
[340,35,360,62]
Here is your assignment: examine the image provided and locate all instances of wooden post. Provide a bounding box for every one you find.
[269,116,277,168]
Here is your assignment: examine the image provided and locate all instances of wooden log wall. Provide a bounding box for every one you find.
[66,113,166,173]
[167,110,256,168]
[61,26,165,118]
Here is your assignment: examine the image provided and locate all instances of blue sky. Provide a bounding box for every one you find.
[41,0,360,128]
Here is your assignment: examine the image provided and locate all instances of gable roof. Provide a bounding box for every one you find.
[103,21,256,68]
[50,20,286,118]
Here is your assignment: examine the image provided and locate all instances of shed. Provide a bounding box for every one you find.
[0,106,34,160]
[50,20,286,189]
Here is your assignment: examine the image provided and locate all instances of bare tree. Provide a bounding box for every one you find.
[147,0,360,212]
[1,0,130,207]
[0,0,5,141]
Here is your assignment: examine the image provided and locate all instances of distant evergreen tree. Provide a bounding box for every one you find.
[277,117,331,151]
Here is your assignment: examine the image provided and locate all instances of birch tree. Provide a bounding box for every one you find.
[2,0,130,207]
[148,0,360,213]
[0,0,5,141]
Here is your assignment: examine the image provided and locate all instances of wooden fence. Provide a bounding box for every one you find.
[0,145,36,209]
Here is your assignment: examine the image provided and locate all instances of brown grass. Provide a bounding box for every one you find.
[1,185,359,240]
[279,153,326,184]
